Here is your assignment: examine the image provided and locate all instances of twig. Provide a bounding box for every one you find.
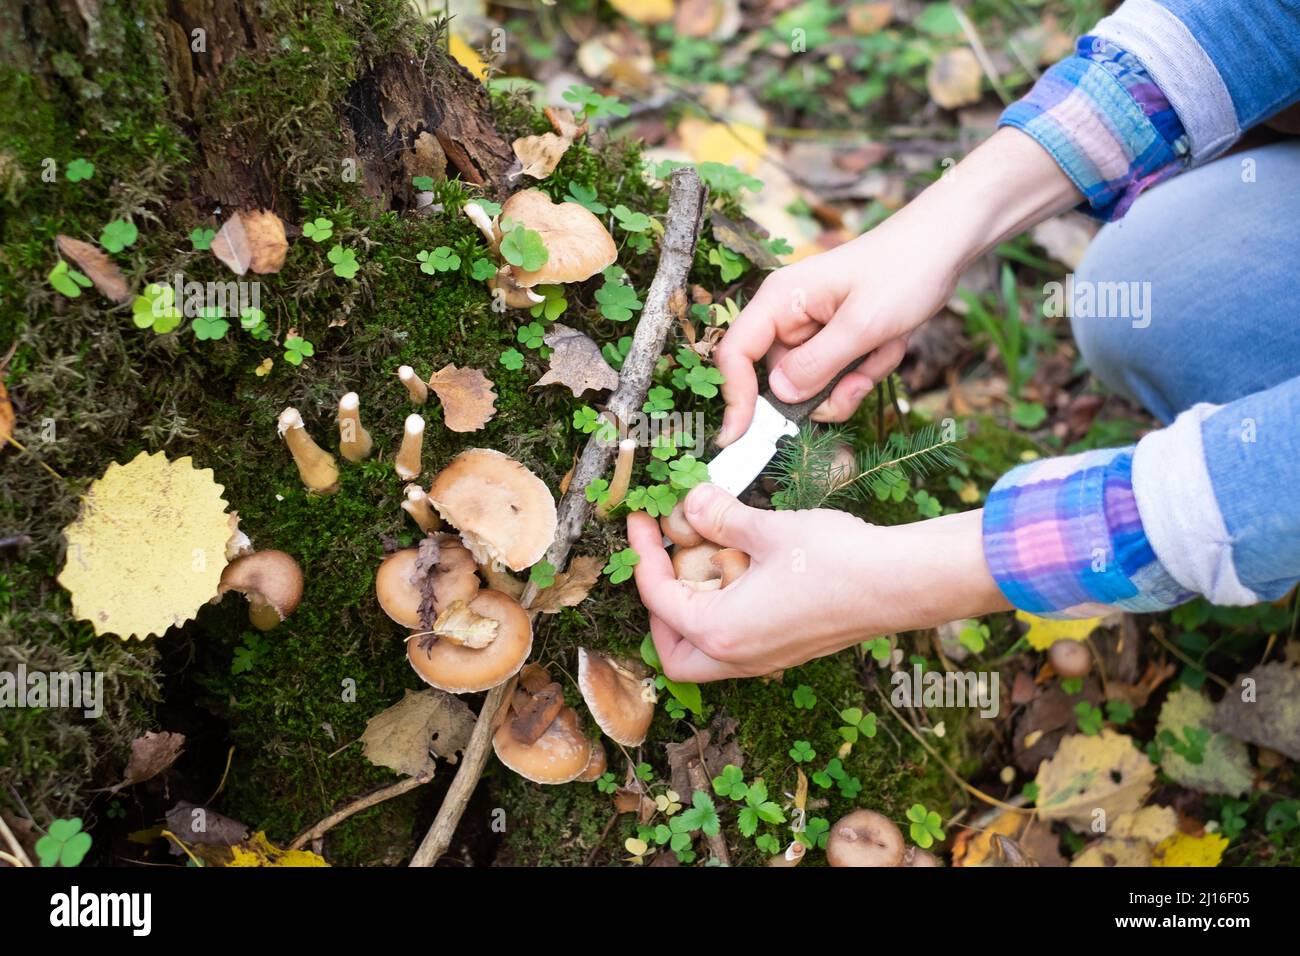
[408,166,709,869]
[290,772,432,851]
[0,814,32,868]
[687,758,731,865]
[951,5,1012,105]
[583,811,622,866]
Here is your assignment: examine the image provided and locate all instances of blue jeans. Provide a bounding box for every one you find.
[1072,139,1300,599]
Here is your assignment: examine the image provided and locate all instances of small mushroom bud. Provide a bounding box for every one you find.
[278,407,339,495]
[826,809,906,867]
[672,542,722,585]
[710,548,750,588]
[463,200,499,249]
[402,484,440,533]
[395,413,425,481]
[397,365,428,405]
[768,840,806,867]
[660,500,704,548]
[902,845,940,867]
[218,550,304,630]
[1048,639,1091,678]
[598,439,637,517]
[336,392,373,462]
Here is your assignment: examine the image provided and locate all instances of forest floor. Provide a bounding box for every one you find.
[1,0,1297,869]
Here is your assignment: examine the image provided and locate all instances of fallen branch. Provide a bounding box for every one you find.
[408,167,708,867]
[290,770,432,851]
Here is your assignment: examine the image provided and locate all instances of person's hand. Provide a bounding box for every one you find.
[714,223,961,445]
[626,484,1010,682]
[714,127,1084,446]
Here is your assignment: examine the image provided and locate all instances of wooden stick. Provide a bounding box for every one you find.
[289,771,432,851]
[0,813,32,868]
[408,168,708,867]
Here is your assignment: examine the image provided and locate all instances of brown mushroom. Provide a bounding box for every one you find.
[495,189,617,286]
[672,542,722,584]
[508,680,565,744]
[395,413,425,481]
[218,550,303,630]
[488,264,545,309]
[401,484,441,533]
[492,704,592,784]
[375,548,423,628]
[826,810,906,867]
[577,647,656,746]
[426,534,481,615]
[427,448,558,571]
[1048,639,1092,678]
[277,407,339,494]
[660,500,704,548]
[710,548,750,587]
[407,588,532,693]
[575,740,608,783]
[336,392,373,462]
[397,365,428,405]
[902,845,940,867]
[768,840,806,867]
[597,439,637,517]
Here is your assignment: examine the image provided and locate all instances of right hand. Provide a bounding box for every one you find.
[714,223,961,445]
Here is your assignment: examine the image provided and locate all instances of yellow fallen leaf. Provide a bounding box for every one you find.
[1072,837,1153,867]
[608,0,675,25]
[513,132,572,180]
[1035,730,1155,831]
[677,117,767,174]
[926,47,984,110]
[450,34,488,82]
[1017,610,1106,650]
[225,832,329,867]
[254,357,273,377]
[1110,805,1178,844]
[59,451,232,640]
[1152,831,1228,867]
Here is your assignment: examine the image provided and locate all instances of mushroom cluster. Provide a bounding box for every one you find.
[825,809,940,867]
[493,663,605,784]
[660,501,750,591]
[464,189,617,309]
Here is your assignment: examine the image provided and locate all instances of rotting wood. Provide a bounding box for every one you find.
[408,168,708,867]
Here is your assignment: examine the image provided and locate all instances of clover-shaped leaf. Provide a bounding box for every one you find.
[517,321,546,350]
[283,336,314,366]
[611,203,651,233]
[565,181,606,214]
[189,226,216,251]
[528,561,556,589]
[708,245,747,282]
[907,803,945,849]
[792,684,817,710]
[499,347,525,371]
[65,158,94,182]
[130,282,182,333]
[36,817,92,868]
[469,257,498,281]
[48,260,93,298]
[99,218,138,253]
[789,740,815,763]
[302,217,334,243]
[499,223,548,272]
[327,244,359,279]
[683,364,725,398]
[603,547,640,584]
[838,707,877,744]
[667,454,709,491]
[192,308,229,341]
[417,246,460,274]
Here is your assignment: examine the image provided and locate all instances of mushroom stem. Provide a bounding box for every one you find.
[395,414,425,481]
[597,439,637,517]
[661,500,703,548]
[398,365,429,405]
[463,201,499,249]
[277,407,339,495]
[768,840,806,867]
[401,484,441,532]
[336,392,373,462]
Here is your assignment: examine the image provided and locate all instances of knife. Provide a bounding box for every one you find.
[705,362,861,497]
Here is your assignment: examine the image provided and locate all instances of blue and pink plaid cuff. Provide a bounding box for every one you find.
[999,36,1191,221]
[982,447,1193,619]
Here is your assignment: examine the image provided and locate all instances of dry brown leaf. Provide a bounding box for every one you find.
[361,688,476,777]
[513,132,572,180]
[428,363,498,432]
[1214,662,1300,760]
[848,2,894,34]
[1035,730,1155,831]
[926,47,984,110]
[164,801,248,847]
[110,731,186,792]
[211,209,288,276]
[544,106,586,140]
[533,324,619,397]
[55,235,130,302]
[710,210,781,270]
[431,598,498,648]
[531,555,604,615]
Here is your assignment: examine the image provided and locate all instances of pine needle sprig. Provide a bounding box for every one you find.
[767,422,963,511]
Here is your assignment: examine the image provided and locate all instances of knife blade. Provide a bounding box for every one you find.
[705,361,862,497]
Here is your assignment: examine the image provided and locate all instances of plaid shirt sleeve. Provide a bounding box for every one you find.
[999,36,1191,221]
[982,447,1194,619]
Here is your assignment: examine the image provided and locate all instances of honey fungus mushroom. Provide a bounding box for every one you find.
[218,550,303,631]
[1048,638,1092,678]
[427,448,557,572]
[493,701,593,784]
[672,542,722,589]
[826,809,906,867]
[375,536,480,628]
[577,647,656,746]
[494,189,617,287]
[407,589,532,693]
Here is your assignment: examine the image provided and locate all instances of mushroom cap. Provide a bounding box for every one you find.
[902,845,940,867]
[375,548,423,628]
[428,533,481,614]
[577,647,656,746]
[1047,638,1092,678]
[407,588,532,693]
[427,448,557,572]
[672,542,722,583]
[660,500,704,548]
[489,265,545,308]
[710,548,750,588]
[219,550,303,623]
[493,705,592,784]
[826,810,906,867]
[496,189,617,286]
[575,740,608,782]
